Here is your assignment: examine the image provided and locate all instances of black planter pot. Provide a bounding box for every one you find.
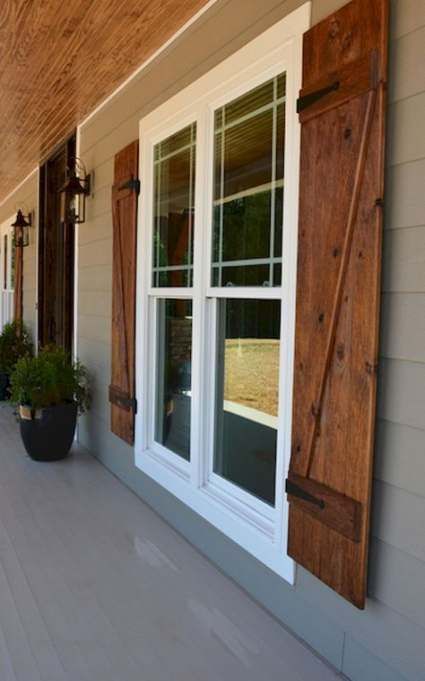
[19,403,77,461]
[0,372,9,401]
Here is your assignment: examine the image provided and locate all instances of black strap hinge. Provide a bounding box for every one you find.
[285,478,325,509]
[118,178,140,194]
[109,385,137,413]
[297,80,340,114]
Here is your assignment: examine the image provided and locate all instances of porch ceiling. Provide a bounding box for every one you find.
[0,0,211,203]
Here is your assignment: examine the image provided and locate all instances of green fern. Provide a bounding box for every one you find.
[10,346,90,414]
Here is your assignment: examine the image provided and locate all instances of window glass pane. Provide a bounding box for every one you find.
[155,299,192,461]
[153,123,196,287]
[212,74,285,287]
[212,263,270,288]
[213,299,280,505]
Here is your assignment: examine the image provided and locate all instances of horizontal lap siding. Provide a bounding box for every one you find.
[77,1,425,679]
[386,159,425,229]
[375,419,425,497]
[0,172,38,339]
[368,2,425,669]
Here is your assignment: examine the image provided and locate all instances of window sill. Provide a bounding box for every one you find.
[135,447,295,584]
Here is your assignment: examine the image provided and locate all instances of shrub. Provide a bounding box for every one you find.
[10,346,90,414]
[0,321,33,375]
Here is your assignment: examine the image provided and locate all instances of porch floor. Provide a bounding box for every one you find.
[0,405,340,681]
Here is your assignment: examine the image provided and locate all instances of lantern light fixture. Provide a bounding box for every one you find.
[58,157,91,224]
[12,209,32,248]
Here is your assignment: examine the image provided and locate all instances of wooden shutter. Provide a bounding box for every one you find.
[14,242,23,323]
[109,140,139,445]
[286,0,388,609]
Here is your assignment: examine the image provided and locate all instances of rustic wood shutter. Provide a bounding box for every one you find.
[286,0,389,609]
[109,140,139,445]
[13,242,23,323]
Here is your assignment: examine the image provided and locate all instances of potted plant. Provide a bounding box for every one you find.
[0,321,33,401]
[10,346,90,461]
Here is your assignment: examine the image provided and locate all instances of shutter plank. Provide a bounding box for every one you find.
[287,0,388,609]
[297,52,377,122]
[110,141,139,445]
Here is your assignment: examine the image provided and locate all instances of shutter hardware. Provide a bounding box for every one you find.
[118,178,140,194]
[286,478,325,509]
[109,385,137,413]
[297,80,340,113]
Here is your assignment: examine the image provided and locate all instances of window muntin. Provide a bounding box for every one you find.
[213,299,280,505]
[155,299,192,461]
[212,74,285,287]
[152,123,196,287]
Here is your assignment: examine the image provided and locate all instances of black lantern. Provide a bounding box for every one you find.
[58,157,91,224]
[12,209,32,247]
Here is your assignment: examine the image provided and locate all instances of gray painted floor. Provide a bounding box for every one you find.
[0,405,340,681]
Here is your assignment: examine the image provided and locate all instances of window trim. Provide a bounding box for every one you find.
[136,3,310,584]
[0,217,16,331]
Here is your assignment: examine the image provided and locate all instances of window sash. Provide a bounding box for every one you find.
[142,68,293,534]
[152,122,196,288]
[204,298,283,510]
[1,226,15,293]
[211,75,285,289]
[144,86,288,518]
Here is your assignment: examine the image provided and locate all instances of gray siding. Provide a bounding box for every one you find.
[74,1,425,680]
[0,172,38,340]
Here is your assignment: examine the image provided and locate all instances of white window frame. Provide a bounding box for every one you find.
[0,217,16,332]
[135,4,310,584]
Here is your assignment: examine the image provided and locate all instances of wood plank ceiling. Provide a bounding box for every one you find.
[0,0,211,203]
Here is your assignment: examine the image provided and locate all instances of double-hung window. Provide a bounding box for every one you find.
[137,6,309,582]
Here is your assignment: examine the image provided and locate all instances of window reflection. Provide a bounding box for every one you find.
[153,124,196,287]
[212,74,285,287]
[155,299,192,460]
[214,299,280,505]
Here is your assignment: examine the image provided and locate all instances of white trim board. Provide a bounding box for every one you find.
[135,3,311,585]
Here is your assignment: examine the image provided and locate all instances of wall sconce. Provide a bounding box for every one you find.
[58,157,91,224]
[11,209,32,247]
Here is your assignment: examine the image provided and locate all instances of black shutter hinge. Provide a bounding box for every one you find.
[119,178,140,194]
[297,80,340,114]
[109,385,138,413]
[285,478,325,510]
